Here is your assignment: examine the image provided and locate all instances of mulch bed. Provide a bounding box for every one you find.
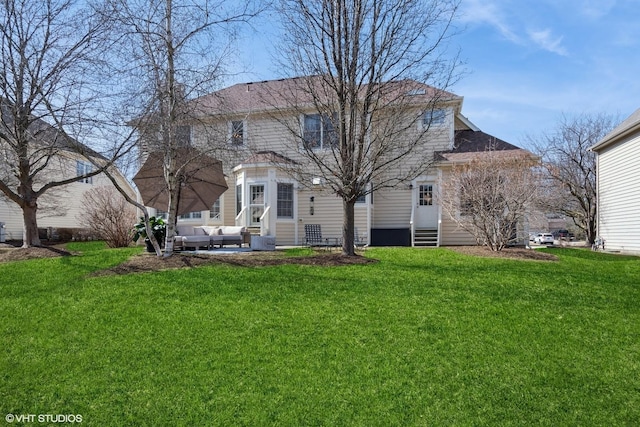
[449,245,558,261]
[92,251,378,276]
[0,244,74,262]
[0,244,557,276]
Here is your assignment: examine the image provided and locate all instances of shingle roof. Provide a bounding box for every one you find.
[435,130,532,162]
[0,101,105,160]
[192,75,461,116]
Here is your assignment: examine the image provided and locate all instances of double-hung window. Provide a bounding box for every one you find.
[230,120,244,146]
[420,108,447,130]
[76,160,93,184]
[277,183,294,218]
[176,125,191,146]
[303,113,337,149]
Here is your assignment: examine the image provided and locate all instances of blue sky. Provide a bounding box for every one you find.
[231,0,639,148]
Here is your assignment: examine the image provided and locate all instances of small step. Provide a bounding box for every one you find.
[414,228,438,247]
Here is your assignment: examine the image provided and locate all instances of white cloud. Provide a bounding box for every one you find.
[527,28,568,56]
[578,0,617,19]
[460,0,521,44]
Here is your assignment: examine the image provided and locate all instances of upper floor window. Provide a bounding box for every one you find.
[176,125,191,146]
[303,113,337,149]
[230,120,245,146]
[421,108,447,130]
[76,160,92,184]
[277,183,294,218]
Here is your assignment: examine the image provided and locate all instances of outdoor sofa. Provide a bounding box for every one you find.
[174,225,249,250]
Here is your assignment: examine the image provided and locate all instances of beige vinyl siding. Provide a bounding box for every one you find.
[298,189,343,241]
[273,222,295,245]
[0,154,135,240]
[439,213,477,246]
[597,133,640,254]
[372,188,411,228]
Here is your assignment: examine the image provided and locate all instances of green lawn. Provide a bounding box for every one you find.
[1,243,639,426]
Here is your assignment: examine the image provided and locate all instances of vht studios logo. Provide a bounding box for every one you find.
[5,413,83,423]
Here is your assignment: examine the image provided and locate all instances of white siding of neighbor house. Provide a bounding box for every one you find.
[597,133,640,254]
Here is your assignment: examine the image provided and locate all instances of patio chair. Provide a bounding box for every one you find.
[304,224,327,249]
[354,227,368,250]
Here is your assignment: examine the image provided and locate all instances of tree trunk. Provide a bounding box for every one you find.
[22,200,41,247]
[342,199,356,256]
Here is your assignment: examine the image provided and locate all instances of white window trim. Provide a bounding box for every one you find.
[301,113,337,150]
[418,108,449,131]
[276,181,295,220]
[76,160,93,184]
[209,197,223,223]
[228,119,247,146]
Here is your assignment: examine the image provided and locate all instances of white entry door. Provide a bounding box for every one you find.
[249,184,265,226]
[415,183,438,228]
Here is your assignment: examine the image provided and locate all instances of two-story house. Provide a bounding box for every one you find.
[0,104,135,242]
[146,76,532,247]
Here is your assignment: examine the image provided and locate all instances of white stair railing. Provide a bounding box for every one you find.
[235,206,247,227]
[259,206,271,236]
[410,208,415,247]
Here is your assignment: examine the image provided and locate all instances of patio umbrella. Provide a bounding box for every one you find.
[133,147,228,216]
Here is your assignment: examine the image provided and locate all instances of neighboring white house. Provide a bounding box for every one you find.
[591,108,640,255]
[140,77,534,247]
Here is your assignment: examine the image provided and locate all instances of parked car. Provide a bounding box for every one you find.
[535,233,554,244]
[553,229,575,240]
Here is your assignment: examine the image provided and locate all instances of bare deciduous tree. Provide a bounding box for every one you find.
[530,113,618,245]
[439,149,541,251]
[109,0,262,256]
[275,0,461,255]
[0,0,113,247]
[79,187,137,248]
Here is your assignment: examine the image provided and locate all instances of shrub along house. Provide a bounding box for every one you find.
[141,76,533,247]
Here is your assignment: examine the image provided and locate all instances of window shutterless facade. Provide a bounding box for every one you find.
[420,108,447,130]
[277,183,294,218]
[76,161,93,184]
[176,125,191,146]
[303,113,337,149]
[230,120,244,146]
